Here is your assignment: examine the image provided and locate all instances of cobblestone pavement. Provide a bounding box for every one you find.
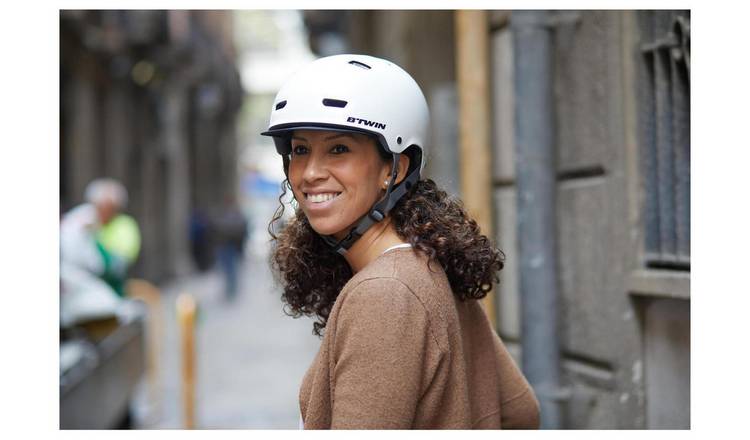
[132,248,321,429]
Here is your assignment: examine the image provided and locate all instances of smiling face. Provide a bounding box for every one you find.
[288,129,391,239]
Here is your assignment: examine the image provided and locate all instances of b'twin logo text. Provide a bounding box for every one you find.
[347,117,386,130]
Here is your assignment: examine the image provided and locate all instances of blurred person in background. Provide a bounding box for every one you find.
[263,55,539,429]
[189,208,214,272]
[60,178,141,327]
[212,195,248,301]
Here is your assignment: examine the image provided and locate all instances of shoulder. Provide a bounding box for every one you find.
[331,249,454,351]
[328,275,447,367]
[337,276,426,324]
[338,249,449,317]
[61,204,97,230]
[346,248,451,298]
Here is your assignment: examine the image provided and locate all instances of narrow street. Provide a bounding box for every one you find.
[132,247,321,429]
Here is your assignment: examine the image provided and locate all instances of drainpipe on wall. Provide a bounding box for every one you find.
[511,10,564,429]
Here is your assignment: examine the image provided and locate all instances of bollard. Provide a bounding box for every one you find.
[125,278,164,418]
[176,293,197,429]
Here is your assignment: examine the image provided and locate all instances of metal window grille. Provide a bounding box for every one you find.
[637,10,690,270]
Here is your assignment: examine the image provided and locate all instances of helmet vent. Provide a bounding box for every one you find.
[322,98,348,108]
[275,100,287,110]
[348,60,371,70]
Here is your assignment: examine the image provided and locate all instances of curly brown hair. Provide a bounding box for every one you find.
[268,178,505,337]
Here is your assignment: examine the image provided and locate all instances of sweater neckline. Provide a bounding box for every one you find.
[380,243,412,255]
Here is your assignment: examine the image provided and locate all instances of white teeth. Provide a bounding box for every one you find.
[307,193,339,203]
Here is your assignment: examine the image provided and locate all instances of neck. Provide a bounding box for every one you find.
[341,217,406,273]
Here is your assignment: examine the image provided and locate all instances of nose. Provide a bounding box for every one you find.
[302,151,328,183]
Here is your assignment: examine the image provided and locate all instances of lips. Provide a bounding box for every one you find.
[302,191,342,211]
[306,192,341,203]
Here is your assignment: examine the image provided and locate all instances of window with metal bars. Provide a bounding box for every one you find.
[637,10,690,271]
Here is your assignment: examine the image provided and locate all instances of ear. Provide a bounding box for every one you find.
[381,154,411,188]
[394,154,410,185]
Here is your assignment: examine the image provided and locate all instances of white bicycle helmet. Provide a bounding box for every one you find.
[261,54,430,255]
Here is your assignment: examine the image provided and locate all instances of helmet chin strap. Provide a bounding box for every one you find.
[320,153,419,256]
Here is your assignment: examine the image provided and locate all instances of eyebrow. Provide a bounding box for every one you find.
[291,133,358,142]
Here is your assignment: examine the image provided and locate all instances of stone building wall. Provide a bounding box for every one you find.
[492,10,689,428]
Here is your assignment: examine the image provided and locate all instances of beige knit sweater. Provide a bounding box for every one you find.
[299,247,540,429]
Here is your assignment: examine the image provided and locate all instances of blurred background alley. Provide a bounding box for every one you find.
[131,251,319,429]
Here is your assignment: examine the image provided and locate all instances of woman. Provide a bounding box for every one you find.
[262,54,539,429]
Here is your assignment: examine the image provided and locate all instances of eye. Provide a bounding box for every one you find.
[330,144,350,154]
[292,144,308,156]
